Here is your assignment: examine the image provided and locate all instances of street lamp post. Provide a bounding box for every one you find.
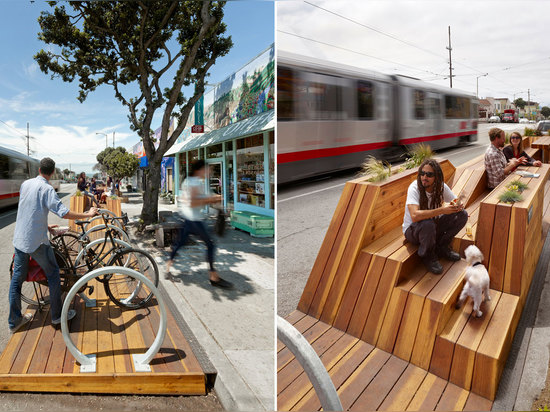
[476,73,488,98]
[96,132,108,148]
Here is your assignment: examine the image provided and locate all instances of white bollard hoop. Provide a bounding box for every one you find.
[60,266,166,373]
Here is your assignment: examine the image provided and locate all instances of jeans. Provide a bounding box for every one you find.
[9,244,62,328]
[170,220,216,271]
[404,210,468,261]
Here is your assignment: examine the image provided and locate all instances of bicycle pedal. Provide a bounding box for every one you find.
[88,285,95,295]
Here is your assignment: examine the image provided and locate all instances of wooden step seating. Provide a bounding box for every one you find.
[279,157,550,408]
[278,312,493,411]
[0,200,211,395]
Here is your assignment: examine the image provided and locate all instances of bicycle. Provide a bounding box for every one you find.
[10,214,159,310]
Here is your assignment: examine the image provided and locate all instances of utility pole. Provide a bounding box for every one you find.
[113,131,115,148]
[27,122,30,156]
[528,89,531,120]
[447,26,453,88]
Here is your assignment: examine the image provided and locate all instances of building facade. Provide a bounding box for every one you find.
[166,44,275,218]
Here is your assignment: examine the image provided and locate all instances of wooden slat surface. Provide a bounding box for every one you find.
[0,283,208,395]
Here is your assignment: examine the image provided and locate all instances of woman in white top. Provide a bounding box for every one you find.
[166,160,232,289]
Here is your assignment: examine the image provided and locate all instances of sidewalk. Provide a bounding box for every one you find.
[121,192,274,411]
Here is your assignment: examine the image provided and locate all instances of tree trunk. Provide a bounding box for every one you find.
[141,161,162,225]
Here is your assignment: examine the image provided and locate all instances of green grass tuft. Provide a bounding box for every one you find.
[499,188,523,204]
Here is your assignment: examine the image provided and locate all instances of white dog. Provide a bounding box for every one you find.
[455,245,491,317]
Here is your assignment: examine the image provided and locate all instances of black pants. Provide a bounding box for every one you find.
[170,219,216,271]
[404,210,468,260]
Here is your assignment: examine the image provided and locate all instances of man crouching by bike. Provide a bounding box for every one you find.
[9,157,98,333]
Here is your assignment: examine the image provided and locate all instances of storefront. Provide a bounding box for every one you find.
[166,44,274,219]
[167,110,274,218]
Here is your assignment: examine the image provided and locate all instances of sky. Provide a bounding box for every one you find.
[0,1,274,175]
[277,1,550,109]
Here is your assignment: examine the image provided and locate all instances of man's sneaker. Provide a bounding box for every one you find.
[9,313,33,334]
[52,309,77,325]
[423,258,443,275]
[438,247,461,262]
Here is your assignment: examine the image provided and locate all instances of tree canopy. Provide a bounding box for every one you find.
[96,146,139,181]
[514,98,527,110]
[541,106,550,119]
[35,1,233,224]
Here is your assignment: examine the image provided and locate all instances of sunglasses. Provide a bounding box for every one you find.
[510,136,521,140]
[419,171,435,178]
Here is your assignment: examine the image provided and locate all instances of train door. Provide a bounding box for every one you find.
[426,92,442,137]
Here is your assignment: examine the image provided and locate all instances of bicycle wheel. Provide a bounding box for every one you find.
[104,248,159,309]
[51,232,81,265]
[8,248,71,307]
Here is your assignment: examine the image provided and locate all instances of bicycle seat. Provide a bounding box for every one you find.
[75,219,90,227]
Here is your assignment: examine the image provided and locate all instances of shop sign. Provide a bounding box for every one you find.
[192,125,204,133]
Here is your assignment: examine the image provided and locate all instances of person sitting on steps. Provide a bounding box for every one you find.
[402,159,468,274]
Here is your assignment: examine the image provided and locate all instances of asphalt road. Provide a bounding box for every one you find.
[276,123,527,316]
[0,183,222,411]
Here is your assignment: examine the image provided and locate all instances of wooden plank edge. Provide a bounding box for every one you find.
[0,372,207,395]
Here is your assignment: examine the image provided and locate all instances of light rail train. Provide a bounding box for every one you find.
[277,52,479,184]
[0,146,40,208]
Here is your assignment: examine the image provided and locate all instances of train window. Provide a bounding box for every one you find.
[427,97,441,117]
[445,96,470,118]
[306,81,342,120]
[357,81,374,120]
[278,66,297,121]
[9,157,28,180]
[414,90,425,119]
[29,161,39,177]
[0,154,9,179]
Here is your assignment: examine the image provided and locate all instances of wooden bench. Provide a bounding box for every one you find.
[279,156,550,408]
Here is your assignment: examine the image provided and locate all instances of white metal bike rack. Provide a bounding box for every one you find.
[277,316,343,411]
[60,266,167,373]
[73,238,134,308]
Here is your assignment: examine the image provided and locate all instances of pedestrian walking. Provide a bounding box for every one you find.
[166,159,233,289]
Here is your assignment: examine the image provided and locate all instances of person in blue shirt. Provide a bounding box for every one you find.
[9,157,98,333]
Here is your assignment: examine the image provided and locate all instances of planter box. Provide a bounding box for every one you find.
[230,210,273,237]
[105,197,122,217]
[68,195,89,231]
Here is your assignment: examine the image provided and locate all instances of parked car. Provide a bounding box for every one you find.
[488,115,500,123]
[519,118,529,124]
[536,120,550,135]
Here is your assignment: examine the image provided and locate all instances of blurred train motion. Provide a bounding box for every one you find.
[0,146,40,208]
[277,52,479,184]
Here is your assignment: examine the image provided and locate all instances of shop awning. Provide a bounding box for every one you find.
[165,110,274,156]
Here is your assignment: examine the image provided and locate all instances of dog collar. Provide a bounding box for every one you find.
[473,262,483,266]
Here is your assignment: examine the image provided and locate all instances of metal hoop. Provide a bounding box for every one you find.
[60,266,167,373]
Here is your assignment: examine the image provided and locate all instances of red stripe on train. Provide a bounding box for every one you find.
[398,130,477,145]
[277,130,478,164]
[277,141,392,164]
[0,192,19,200]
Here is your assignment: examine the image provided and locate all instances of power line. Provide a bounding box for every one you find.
[277,29,445,77]
[302,1,487,75]
[0,119,29,139]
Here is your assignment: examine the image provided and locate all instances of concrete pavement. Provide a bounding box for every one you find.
[120,192,275,411]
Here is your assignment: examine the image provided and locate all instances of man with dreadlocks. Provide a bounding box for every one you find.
[402,159,468,274]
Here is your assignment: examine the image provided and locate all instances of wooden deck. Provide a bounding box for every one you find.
[278,313,493,411]
[0,278,210,394]
[1,198,211,395]
[278,150,550,410]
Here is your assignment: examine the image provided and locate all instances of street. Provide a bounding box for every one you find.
[277,123,525,316]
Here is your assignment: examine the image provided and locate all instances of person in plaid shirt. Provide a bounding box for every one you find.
[485,128,521,189]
